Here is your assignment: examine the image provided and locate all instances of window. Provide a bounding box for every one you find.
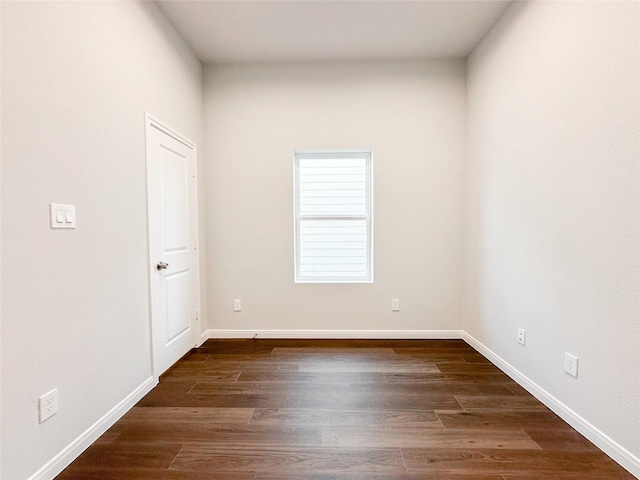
[294,149,373,283]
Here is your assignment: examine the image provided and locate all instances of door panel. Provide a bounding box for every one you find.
[146,117,198,376]
[161,146,189,251]
[166,270,190,342]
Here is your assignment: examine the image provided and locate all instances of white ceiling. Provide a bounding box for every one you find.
[156,1,513,64]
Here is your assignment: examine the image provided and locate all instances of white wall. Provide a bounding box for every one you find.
[464,0,639,469]
[203,61,466,334]
[1,2,203,478]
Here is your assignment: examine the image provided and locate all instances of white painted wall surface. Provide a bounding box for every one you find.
[1,2,203,478]
[465,0,639,463]
[204,61,466,334]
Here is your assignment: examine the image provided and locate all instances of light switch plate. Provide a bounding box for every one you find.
[50,203,76,229]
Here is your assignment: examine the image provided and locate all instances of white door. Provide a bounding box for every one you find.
[146,115,198,376]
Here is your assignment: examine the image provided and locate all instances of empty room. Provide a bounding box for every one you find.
[1,0,638,479]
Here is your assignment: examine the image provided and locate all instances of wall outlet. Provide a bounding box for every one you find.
[517,328,525,346]
[233,299,241,312]
[564,353,578,378]
[39,388,58,423]
[391,299,400,312]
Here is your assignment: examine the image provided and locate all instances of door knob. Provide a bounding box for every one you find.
[156,262,169,271]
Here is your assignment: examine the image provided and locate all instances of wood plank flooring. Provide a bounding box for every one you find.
[57,339,634,479]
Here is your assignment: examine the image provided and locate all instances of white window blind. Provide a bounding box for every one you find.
[294,150,373,283]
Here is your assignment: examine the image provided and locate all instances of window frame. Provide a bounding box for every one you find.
[293,149,374,284]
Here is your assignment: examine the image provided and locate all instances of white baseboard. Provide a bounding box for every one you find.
[462,332,640,478]
[202,329,464,339]
[28,376,157,480]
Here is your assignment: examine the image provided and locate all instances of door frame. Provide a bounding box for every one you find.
[144,112,202,380]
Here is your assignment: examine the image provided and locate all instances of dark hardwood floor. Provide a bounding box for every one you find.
[57,339,634,479]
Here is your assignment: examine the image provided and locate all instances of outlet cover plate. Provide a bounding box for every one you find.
[564,353,578,378]
[517,328,525,346]
[391,299,400,312]
[39,388,58,423]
